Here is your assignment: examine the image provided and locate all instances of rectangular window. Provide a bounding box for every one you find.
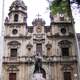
[14,14,18,22]
[10,48,17,57]
[36,43,42,56]
[9,73,16,80]
[44,27,50,33]
[60,16,64,21]
[28,27,33,33]
[64,72,71,80]
[47,48,51,56]
[62,48,69,56]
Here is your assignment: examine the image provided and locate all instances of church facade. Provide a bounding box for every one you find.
[2,0,79,80]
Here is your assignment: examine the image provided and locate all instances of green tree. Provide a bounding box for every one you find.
[50,0,71,16]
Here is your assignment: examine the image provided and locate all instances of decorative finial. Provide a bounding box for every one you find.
[36,13,41,19]
[16,0,21,1]
[32,14,45,26]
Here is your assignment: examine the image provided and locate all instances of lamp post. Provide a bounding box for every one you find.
[74,73,78,80]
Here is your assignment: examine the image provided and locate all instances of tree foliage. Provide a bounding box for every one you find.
[49,0,80,15]
[50,0,71,15]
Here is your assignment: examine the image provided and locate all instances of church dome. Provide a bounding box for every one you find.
[32,18,45,26]
[10,0,27,10]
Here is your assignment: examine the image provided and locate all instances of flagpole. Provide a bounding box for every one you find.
[2,0,5,36]
[1,0,5,80]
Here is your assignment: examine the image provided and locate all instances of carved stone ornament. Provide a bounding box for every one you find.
[5,17,9,23]
[32,18,45,26]
[46,42,52,48]
[10,0,27,10]
[8,41,21,46]
[26,43,33,49]
[36,26,42,33]
[33,39,45,43]
[7,65,19,71]
[61,64,73,71]
[58,40,72,47]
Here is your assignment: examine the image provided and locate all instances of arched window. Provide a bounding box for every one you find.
[8,41,21,57]
[36,43,42,56]
[14,14,18,22]
[7,65,19,80]
[61,65,73,80]
[61,48,69,56]
[58,40,72,56]
[10,48,17,57]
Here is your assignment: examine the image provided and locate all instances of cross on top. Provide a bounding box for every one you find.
[36,13,41,19]
[16,0,21,1]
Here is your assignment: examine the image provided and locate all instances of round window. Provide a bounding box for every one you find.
[61,28,66,34]
[12,29,18,34]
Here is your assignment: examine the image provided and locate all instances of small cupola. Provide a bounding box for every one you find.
[9,0,27,11]
[32,18,45,26]
[7,0,27,23]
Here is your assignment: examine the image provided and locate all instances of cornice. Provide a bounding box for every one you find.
[8,10,27,15]
[50,21,73,25]
[47,33,75,39]
[4,35,31,39]
[4,22,27,26]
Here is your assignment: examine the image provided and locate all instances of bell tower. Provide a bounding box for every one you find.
[5,0,27,37]
[50,11,78,80]
[9,0,27,23]
[3,0,28,80]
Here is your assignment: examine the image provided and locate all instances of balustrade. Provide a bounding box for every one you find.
[3,55,77,64]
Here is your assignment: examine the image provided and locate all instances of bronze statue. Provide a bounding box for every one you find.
[33,58,46,78]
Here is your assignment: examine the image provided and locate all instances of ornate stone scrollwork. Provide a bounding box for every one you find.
[58,40,72,47]
[26,43,33,49]
[7,65,19,71]
[46,42,52,49]
[8,41,21,46]
[10,0,27,10]
[32,18,45,26]
[61,64,73,71]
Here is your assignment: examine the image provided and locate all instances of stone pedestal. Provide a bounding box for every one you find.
[32,73,45,80]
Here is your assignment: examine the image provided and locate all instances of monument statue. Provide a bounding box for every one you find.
[32,57,46,80]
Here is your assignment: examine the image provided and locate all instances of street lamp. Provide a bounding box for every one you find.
[74,73,78,80]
